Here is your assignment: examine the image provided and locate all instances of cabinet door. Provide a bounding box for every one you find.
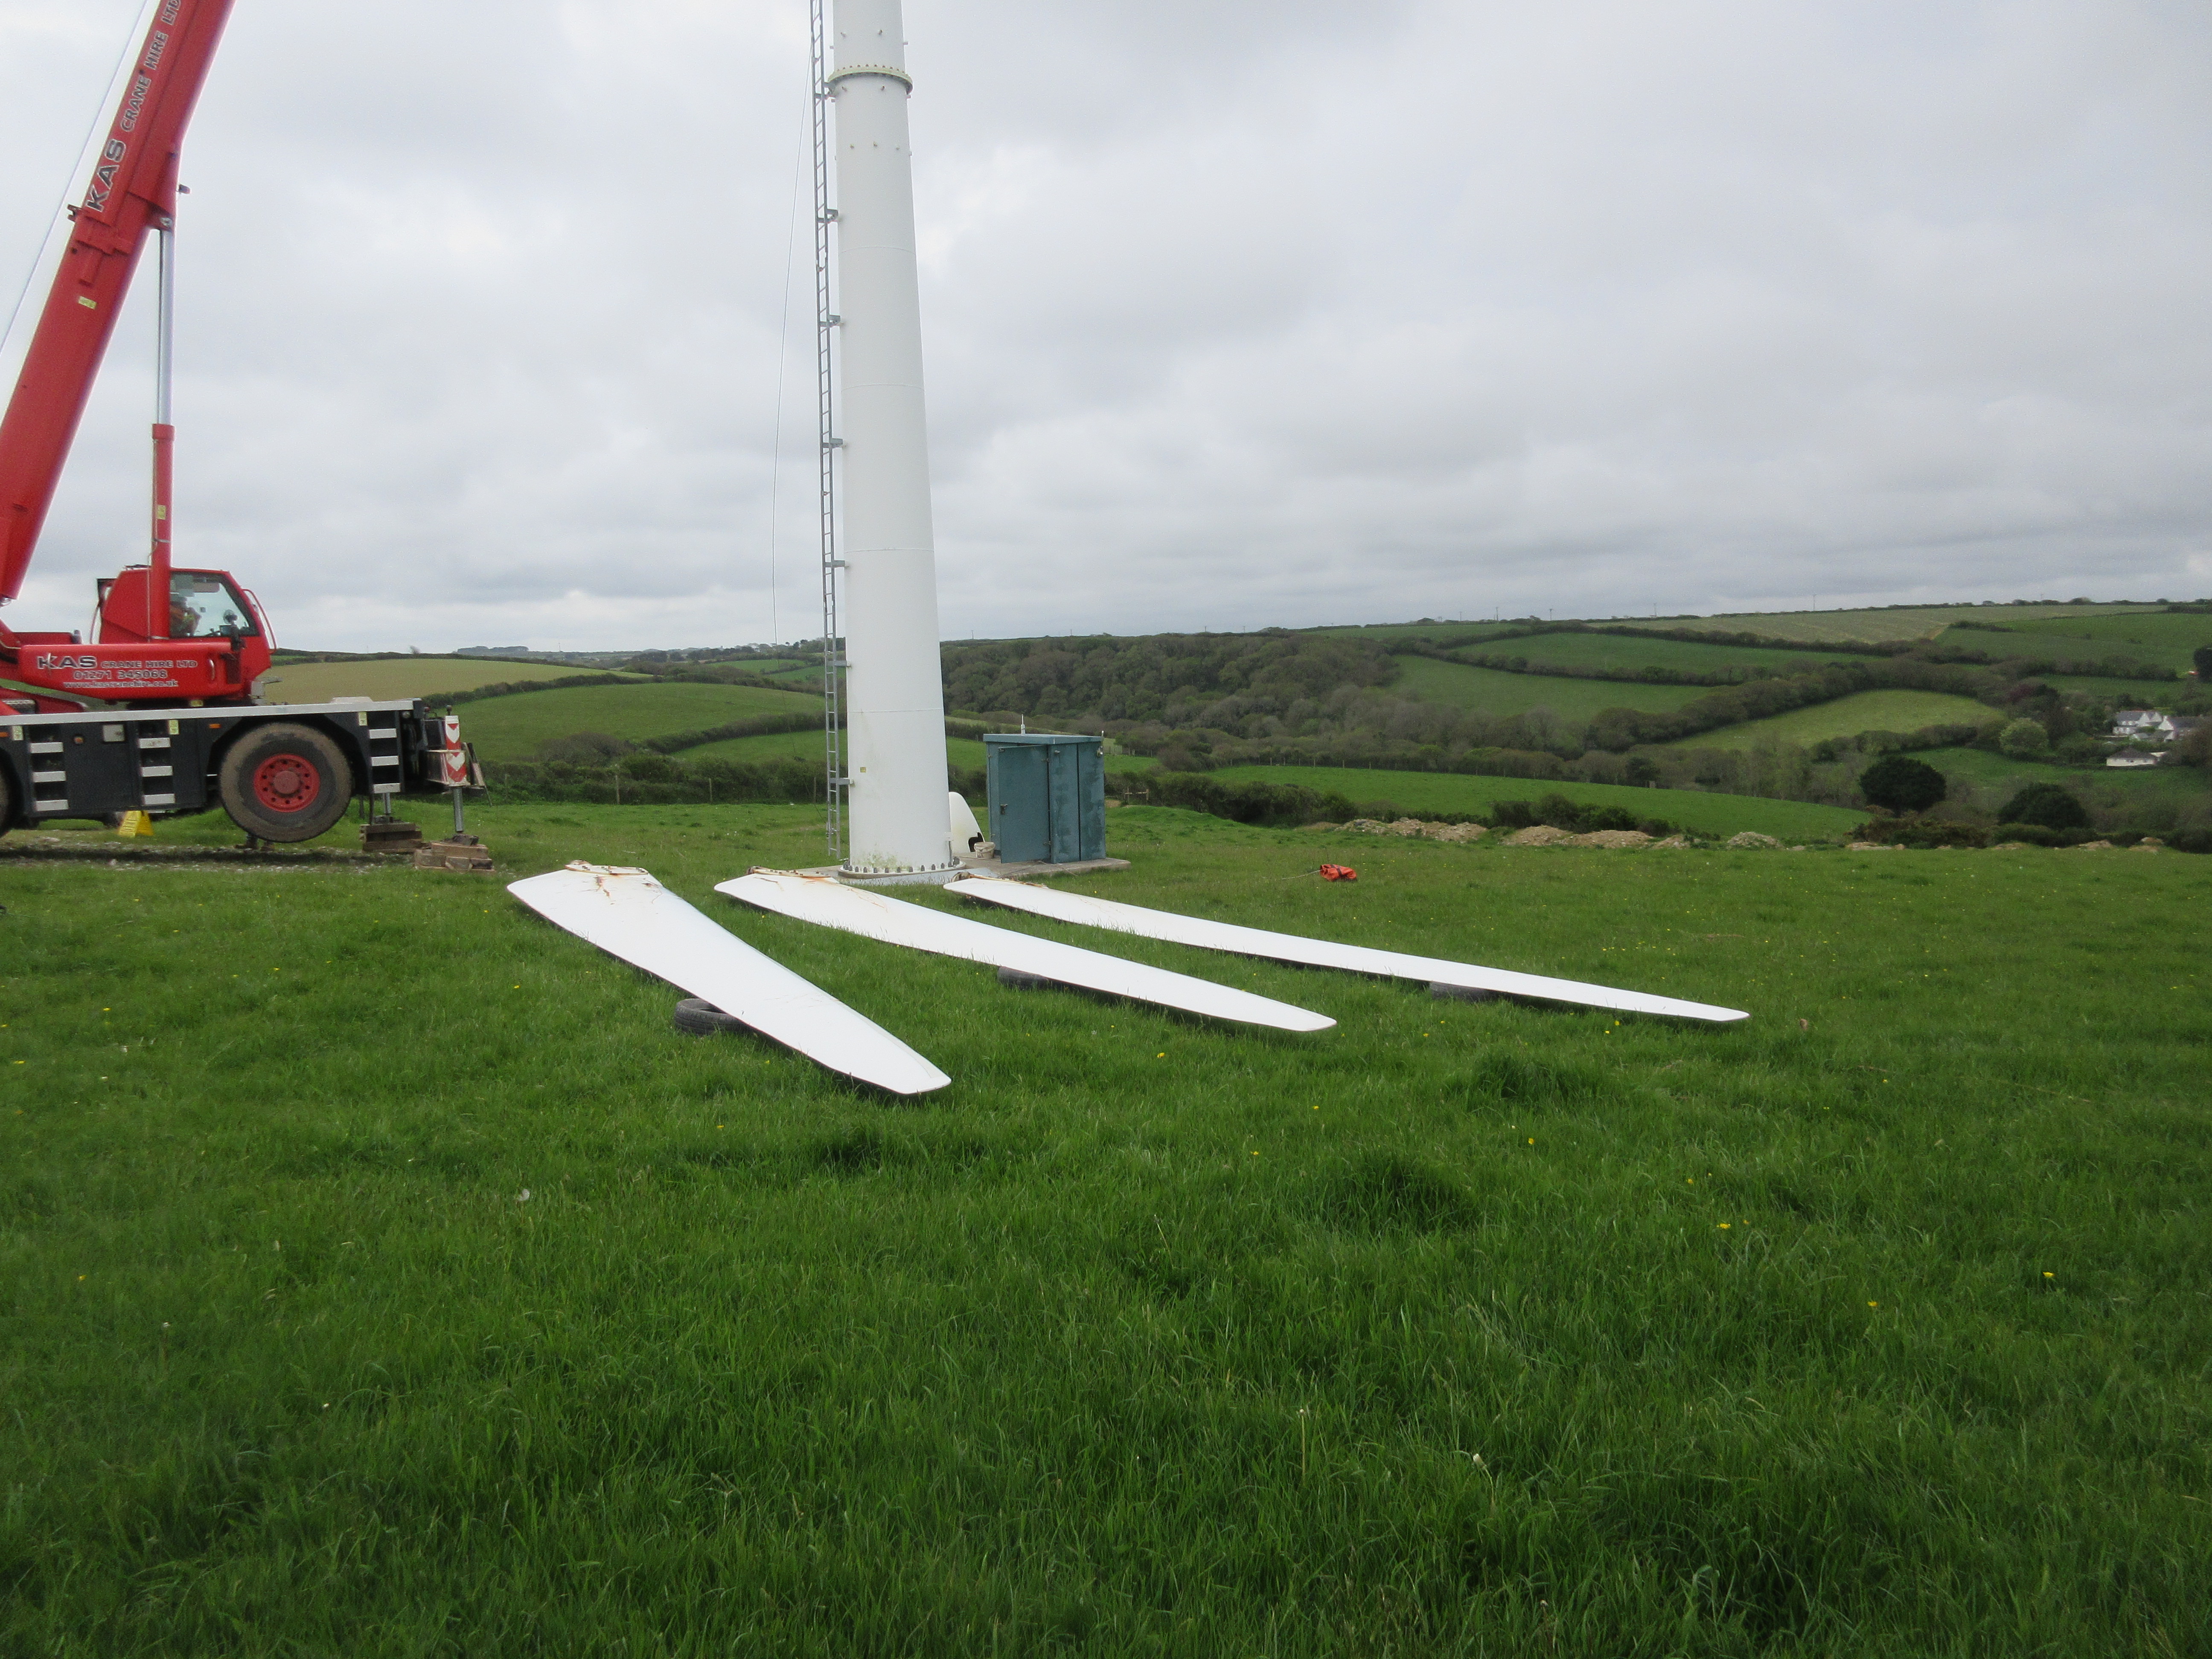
[990,745,1050,862]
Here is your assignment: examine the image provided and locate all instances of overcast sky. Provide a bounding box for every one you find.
[3,0,2208,651]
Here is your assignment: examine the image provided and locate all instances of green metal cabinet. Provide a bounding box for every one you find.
[984,734,1106,864]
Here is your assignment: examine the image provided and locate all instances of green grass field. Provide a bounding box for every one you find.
[259,657,642,704]
[682,726,841,765]
[1391,656,1710,720]
[454,682,823,761]
[1951,613,2211,675]
[1917,746,2209,816]
[1443,632,1869,679]
[3,802,2206,1653]
[2039,673,2188,702]
[1657,690,1994,751]
[1205,765,1864,840]
[1618,603,2158,644]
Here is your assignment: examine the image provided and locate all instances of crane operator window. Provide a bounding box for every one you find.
[169,574,258,639]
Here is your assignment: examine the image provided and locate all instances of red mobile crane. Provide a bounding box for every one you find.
[0,0,471,842]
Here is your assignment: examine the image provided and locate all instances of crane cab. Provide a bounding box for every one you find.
[95,565,268,656]
[0,565,276,707]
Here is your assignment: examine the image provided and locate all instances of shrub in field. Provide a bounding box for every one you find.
[1991,824,2094,848]
[2000,718,2052,758]
[1488,792,1677,837]
[2000,782,2090,831]
[1137,771,1361,827]
[1857,818,1988,848]
[446,672,634,705]
[535,731,636,763]
[483,753,828,804]
[2194,643,2212,679]
[1858,753,1947,813]
[2174,797,2212,848]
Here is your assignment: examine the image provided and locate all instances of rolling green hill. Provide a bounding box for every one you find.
[1391,656,1709,720]
[458,682,822,761]
[262,657,640,703]
[1656,690,1993,751]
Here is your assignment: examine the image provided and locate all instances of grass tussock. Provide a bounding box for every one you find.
[1318,1152,1484,1233]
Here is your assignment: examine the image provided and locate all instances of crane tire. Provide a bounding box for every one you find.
[0,759,13,836]
[218,721,351,843]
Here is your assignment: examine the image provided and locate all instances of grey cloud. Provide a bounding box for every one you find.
[2,0,2207,652]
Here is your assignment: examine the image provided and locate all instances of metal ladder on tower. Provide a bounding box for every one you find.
[810,0,846,859]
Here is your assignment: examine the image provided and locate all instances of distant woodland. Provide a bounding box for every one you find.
[937,619,2212,813]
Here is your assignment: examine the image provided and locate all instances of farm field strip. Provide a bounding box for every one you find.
[454,681,823,761]
[1438,631,1873,678]
[1610,603,2160,643]
[1916,746,2209,811]
[1944,614,2210,673]
[1301,620,1525,644]
[1390,655,1711,719]
[1654,689,1994,751]
[2037,674,2189,701]
[259,657,645,703]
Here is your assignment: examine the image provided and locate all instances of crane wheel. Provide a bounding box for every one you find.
[0,759,13,838]
[217,722,351,843]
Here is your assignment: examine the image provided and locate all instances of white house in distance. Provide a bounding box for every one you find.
[2110,710,2172,738]
[2106,712,2204,764]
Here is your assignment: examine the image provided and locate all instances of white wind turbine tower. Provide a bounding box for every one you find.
[812,0,958,879]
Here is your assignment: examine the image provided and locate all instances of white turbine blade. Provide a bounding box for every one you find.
[717,870,1336,1034]
[509,863,951,1095]
[946,875,1749,1025]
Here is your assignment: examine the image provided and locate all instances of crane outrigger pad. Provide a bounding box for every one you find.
[944,876,1750,1025]
[509,863,950,1095]
[717,870,1336,1033]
